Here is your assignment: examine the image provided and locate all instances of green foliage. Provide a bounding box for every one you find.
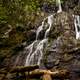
[0,4,8,24]
[0,0,65,25]
[0,0,26,25]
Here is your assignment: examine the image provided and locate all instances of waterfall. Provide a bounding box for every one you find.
[27,39,48,65]
[56,0,62,13]
[25,15,53,66]
[25,40,38,66]
[74,15,80,39]
[24,5,80,66]
[25,0,63,66]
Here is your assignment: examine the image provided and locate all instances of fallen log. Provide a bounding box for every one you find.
[27,69,69,79]
[10,65,39,73]
[9,65,69,80]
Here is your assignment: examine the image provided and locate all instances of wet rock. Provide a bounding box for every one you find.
[62,54,74,62]
[49,12,75,39]
[62,0,79,11]
[42,2,57,13]
[44,60,58,69]
[26,29,36,42]
[37,29,45,40]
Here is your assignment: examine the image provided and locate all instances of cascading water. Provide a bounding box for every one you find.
[56,0,62,13]
[25,15,53,66]
[58,0,62,13]
[27,39,48,65]
[74,15,80,39]
[25,40,38,66]
[25,0,64,66]
[45,15,53,38]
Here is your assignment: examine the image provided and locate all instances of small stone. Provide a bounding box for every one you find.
[55,59,60,66]
[63,54,73,62]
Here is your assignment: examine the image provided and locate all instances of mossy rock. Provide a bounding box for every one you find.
[74,5,80,15]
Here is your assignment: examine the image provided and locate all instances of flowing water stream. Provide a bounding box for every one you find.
[44,15,53,38]
[74,15,80,39]
[25,15,54,66]
[56,0,62,13]
[25,0,80,66]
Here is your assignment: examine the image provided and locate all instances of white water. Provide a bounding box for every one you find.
[25,40,38,66]
[45,15,53,38]
[56,0,62,13]
[27,39,48,65]
[74,15,80,39]
[25,15,53,66]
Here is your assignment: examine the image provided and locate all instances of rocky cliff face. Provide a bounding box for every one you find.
[42,12,80,80]
[4,11,79,80]
[0,1,80,80]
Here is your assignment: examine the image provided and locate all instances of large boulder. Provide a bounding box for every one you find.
[49,12,75,39]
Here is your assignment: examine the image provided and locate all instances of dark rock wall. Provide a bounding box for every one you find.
[43,12,80,80]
